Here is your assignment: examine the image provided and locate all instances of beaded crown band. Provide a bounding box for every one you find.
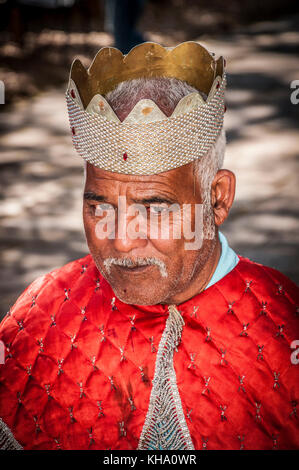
[66,41,226,175]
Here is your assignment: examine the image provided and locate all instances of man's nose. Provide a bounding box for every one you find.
[112,213,148,253]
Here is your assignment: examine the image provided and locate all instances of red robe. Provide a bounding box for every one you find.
[0,254,298,450]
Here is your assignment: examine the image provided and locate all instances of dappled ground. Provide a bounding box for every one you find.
[0,13,298,318]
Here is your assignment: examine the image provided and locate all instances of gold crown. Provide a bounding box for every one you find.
[66,41,226,175]
[69,41,225,109]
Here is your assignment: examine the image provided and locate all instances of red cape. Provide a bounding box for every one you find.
[0,254,298,449]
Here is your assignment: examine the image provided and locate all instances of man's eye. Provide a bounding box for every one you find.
[94,204,114,216]
[149,205,169,215]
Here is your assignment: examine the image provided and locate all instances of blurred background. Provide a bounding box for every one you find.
[0,0,298,318]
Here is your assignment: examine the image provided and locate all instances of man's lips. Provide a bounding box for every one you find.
[113,264,154,274]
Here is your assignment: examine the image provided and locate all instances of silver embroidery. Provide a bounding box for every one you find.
[276,324,285,338]
[202,376,211,395]
[240,323,249,337]
[220,405,227,421]
[37,338,44,353]
[255,402,262,421]
[128,396,136,412]
[119,347,126,362]
[273,372,280,390]
[227,301,235,314]
[88,427,95,446]
[0,418,23,450]
[238,434,245,450]
[95,278,100,292]
[187,353,196,370]
[257,345,264,361]
[260,301,267,315]
[205,327,212,342]
[186,409,192,422]
[64,288,70,301]
[290,400,297,418]
[272,433,279,449]
[119,421,127,437]
[81,264,88,274]
[238,375,246,393]
[81,307,87,321]
[129,315,136,331]
[190,306,199,318]
[138,304,194,450]
[245,280,252,293]
[97,400,104,418]
[149,336,156,353]
[202,437,208,449]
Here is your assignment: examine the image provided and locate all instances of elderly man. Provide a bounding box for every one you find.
[0,42,298,450]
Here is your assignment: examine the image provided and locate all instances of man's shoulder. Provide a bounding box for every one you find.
[0,254,98,340]
[28,253,96,291]
[0,254,107,446]
[236,255,298,293]
[228,254,299,317]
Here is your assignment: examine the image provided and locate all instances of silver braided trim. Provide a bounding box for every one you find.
[138,305,194,450]
[66,74,226,175]
[0,418,23,450]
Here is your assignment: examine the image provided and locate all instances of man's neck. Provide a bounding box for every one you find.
[165,234,222,305]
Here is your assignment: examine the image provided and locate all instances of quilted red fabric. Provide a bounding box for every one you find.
[0,254,298,450]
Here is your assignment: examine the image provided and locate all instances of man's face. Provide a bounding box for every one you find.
[83,162,216,305]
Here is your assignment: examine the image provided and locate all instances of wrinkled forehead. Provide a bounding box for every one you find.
[84,161,199,200]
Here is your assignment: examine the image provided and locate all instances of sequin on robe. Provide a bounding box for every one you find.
[0,254,298,450]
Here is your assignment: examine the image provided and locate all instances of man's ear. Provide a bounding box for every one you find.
[211,170,236,226]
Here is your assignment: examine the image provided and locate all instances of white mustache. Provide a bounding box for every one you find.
[103,257,168,278]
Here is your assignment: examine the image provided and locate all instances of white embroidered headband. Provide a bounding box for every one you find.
[66,41,226,175]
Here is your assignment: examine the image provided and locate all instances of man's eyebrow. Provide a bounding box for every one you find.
[84,192,177,205]
[132,196,177,205]
[84,192,107,202]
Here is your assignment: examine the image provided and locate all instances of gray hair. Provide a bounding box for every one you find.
[105,77,207,119]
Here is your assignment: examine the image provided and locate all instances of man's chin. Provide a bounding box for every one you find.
[92,257,170,305]
[108,282,167,306]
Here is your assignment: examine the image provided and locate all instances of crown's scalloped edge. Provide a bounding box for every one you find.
[66,74,224,124]
[68,41,225,109]
[87,41,218,74]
